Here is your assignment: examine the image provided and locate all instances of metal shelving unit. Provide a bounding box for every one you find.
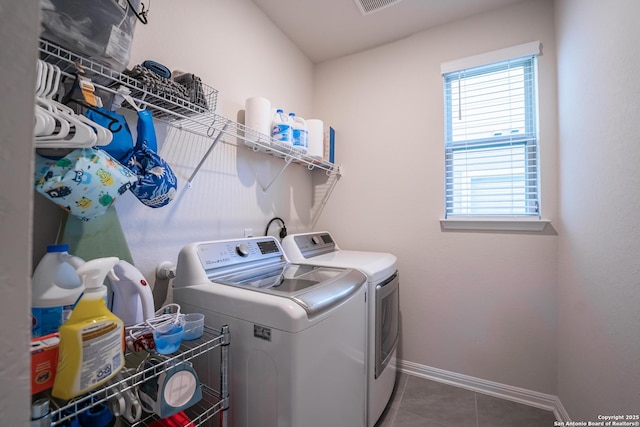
[47,325,229,427]
[38,38,341,191]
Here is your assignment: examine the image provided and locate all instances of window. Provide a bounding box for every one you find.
[443,45,540,219]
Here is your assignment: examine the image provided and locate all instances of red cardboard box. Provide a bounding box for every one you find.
[31,333,59,395]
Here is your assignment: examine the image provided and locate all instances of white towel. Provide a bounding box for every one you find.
[245,97,272,143]
[306,119,324,160]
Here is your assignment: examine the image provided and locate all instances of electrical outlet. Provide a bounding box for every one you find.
[244,228,253,238]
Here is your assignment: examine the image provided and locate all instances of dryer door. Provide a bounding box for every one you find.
[375,272,399,378]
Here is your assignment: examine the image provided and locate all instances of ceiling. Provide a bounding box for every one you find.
[251,0,526,63]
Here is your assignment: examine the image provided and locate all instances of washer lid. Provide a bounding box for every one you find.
[214,263,366,317]
[213,263,330,291]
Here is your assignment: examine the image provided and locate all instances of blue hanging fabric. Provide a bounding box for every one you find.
[86,107,135,163]
[125,110,178,208]
[135,109,158,152]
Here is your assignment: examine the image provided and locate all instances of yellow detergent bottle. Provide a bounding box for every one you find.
[52,257,125,400]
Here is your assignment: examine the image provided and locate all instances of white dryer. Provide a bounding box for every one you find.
[173,236,367,427]
[282,231,399,427]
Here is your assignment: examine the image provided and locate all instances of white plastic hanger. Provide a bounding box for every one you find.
[34,62,56,136]
[34,61,64,138]
[34,107,48,136]
[35,61,103,148]
[34,61,73,142]
[43,63,112,146]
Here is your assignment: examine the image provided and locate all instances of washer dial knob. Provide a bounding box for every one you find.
[236,243,250,257]
[311,236,322,245]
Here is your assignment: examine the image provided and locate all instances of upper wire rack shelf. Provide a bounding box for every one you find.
[38,38,339,176]
[172,113,339,175]
[38,38,218,121]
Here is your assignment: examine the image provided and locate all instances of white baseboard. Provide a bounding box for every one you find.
[398,359,571,422]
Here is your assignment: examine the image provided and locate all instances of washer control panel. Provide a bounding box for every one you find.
[197,237,284,270]
[236,243,250,257]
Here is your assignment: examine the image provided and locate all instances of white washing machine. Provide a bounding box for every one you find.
[282,232,399,427]
[173,236,368,427]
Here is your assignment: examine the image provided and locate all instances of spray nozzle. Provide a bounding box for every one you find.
[76,257,120,290]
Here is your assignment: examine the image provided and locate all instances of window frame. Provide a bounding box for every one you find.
[442,54,542,224]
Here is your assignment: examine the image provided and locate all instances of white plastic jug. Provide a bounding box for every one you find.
[272,109,292,144]
[31,244,85,337]
[290,113,308,152]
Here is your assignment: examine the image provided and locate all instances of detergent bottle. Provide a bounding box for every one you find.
[31,244,85,338]
[290,112,308,152]
[271,109,292,144]
[52,257,125,400]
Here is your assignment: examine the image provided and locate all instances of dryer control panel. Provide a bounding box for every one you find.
[289,232,337,259]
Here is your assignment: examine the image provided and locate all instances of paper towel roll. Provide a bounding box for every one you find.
[245,97,272,145]
[306,119,324,160]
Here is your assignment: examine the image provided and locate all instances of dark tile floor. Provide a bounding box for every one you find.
[375,374,558,427]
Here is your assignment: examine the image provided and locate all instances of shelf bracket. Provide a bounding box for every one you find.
[186,121,230,188]
[260,155,293,193]
[311,167,342,228]
[319,170,341,207]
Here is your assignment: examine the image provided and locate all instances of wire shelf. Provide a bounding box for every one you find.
[38,38,340,187]
[170,113,338,174]
[48,325,229,427]
[125,384,224,427]
[38,38,218,121]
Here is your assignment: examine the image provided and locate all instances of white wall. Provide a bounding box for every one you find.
[119,0,316,294]
[313,0,559,394]
[128,0,313,119]
[555,0,640,419]
[0,2,40,425]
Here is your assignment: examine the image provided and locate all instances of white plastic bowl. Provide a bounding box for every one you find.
[182,313,205,341]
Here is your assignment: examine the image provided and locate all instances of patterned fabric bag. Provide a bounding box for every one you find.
[35,148,137,221]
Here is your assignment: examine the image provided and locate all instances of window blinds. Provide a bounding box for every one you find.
[443,47,540,218]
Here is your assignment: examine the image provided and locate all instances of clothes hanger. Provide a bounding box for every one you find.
[35,97,71,141]
[34,61,57,136]
[34,107,48,136]
[34,60,73,141]
[43,63,112,146]
[35,61,98,148]
[35,61,85,145]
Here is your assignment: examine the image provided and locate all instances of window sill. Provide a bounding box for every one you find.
[440,218,550,232]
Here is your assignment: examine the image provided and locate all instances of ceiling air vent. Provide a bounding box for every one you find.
[353,0,403,15]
